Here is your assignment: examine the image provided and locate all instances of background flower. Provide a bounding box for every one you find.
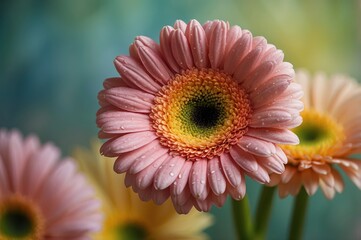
[269,70,361,199]
[0,129,102,239]
[74,140,213,240]
[1,0,360,239]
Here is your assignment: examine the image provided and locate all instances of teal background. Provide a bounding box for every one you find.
[1,0,361,239]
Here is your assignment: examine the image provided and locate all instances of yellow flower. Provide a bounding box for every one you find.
[73,141,213,240]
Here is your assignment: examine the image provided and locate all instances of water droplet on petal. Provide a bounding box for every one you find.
[170,172,174,177]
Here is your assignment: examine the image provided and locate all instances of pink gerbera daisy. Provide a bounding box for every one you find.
[97,19,303,213]
[0,129,102,239]
[269,70,361,199]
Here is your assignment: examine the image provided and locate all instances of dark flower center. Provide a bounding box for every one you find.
[0,209,33,238]
[116,223,147,240]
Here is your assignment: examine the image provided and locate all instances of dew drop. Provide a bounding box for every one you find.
[169,172,174,177]
[178,174,182,179]
[211,170,216,174]
[200,180,205,184]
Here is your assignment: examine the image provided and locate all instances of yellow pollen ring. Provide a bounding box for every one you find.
[282,109,345,163]
[150,68,252,160]
[0,194,44,240]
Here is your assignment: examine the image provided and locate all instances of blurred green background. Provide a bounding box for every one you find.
[1,0,361,239]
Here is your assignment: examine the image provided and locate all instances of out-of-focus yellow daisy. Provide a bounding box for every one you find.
[73,141,213,240]
[269,70,361,199]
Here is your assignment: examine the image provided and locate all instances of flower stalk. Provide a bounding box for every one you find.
[288,188,309,240]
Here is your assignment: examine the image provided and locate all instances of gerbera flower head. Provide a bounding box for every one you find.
[74,141,213,239]
[0,129,102,239]
[269,70,361,199]
[97,19,303,213]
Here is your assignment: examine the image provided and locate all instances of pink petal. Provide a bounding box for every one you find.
[170,161,193,196]
[171,29,193,69]
[250,75,291,108]
[331,168,344,193]
[103,77,128,89]
[319,181,335,199]
[238,136,276,157]
[129,144,168,174]
[173,198,193,214]
[274,146,288,164]
[134,36,162,57]
[135,154,168,190]
[98,87,154,113]
[207,157,226,195]
[113,140,162,173]
[189,159,208,199]
[233,45,265,84]
[114,56,161,94]
[281,166,297,183]
[223,30,252,74]
[0,156,9,195]
[225,25,243,55]
[246,164,270,183]
[174,20,187,32]
[220,153,243,187]
[258,155,285,174]
[229,146,258,173]
[210,192,227,207]
[245,127,299,145]
[239,60,277,92]
[152,188,170,205]
[159,26,181,72]
[301,169,319,195]
[194,198,212,212]
[154,156,185,190]
[98,112,151,134]
[227,179,246,200]
[319,171,335,188]
[186,19,209,68]
[22,144,60,196]
[208,20,228,69]
[171,183,191,206]
[135,40,172,84]
[137,186,153,201]
[100,131,157,156]
[277,82,304,101]
[250,109,292,128]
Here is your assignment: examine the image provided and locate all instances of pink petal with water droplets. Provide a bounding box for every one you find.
[171,29,193,69]
[113,140,162,174]
[245,127,299,145]
[174,20,187,32]
[135,154,168,190]
[101,131,157,156]
[171,161,193,196]
[247,164,270,183]
[153,156,185,190]
[114,56,161,93]
[99,113,151,135]
[250,109,292,128]
[129,145,168,174]
[225,25,243,55]
[189,159,208,199]
[227,179,246,200]
[220,153,243,187]
[135,41,172,84]
[194,198,211,212]
[208,158,226,195]
[208,20,228,69]
[238,136,276,157]
[98,87,154,113]
[233,45,265,84]
[159,26,181,72]
[240,60,277,92]
[258,155,285,174]
[186,19,209,68]
[223,30,252,74]
[250,75,291,108]
[229,146,258,173]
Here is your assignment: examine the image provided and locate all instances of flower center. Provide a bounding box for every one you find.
[282,109,345,162]
[0,196,44,239]
[150,68,252,160]
[116,222,147,240]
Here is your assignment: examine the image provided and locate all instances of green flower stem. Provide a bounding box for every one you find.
[253,186,276,240]
[232,196,253,240]
[288,188,309,240]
